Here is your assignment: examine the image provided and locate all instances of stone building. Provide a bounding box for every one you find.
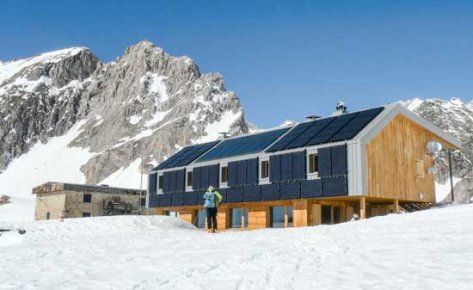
[33,182,146,220]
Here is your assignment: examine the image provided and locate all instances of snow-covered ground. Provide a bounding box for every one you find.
[1,205,472,290]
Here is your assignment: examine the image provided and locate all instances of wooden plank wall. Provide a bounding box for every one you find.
[248,206,269,228]
[366,114,454,202]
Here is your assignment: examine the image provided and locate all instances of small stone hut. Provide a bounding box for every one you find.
[33,182,146,220]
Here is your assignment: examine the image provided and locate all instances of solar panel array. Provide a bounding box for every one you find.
[154,140,220,170]
[196,128,291,162]
[266,107,384,152]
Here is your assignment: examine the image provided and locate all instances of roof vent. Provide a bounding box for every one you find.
[331,101,348,116]
[218,132,231,140]
[305,115,321,121]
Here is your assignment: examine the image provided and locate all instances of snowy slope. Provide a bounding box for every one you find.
[1,205,473,289]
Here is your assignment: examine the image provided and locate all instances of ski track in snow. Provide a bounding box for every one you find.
[1,205,473,290]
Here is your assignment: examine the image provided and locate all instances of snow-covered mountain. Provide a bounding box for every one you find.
[0,41,248,218]
[403,97,473,202]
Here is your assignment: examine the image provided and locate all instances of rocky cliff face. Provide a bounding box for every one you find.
[0,41,248,185]
[404,98,473,202]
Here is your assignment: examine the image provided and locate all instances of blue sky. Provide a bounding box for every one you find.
[1,0,472,128]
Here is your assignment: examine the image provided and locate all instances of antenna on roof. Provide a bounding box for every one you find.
[305,115,321,121]
[218,132,231,140]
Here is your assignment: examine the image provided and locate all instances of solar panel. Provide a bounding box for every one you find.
[285,117,336,149]
[154,141,220,170]
[266,106,385,153]
[328,107,384,142]
[306,113,359,145]
[266,121,314,152]
[196,128,290,162]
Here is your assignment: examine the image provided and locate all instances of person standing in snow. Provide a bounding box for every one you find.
[203,186,222,233]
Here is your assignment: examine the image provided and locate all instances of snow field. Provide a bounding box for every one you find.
[1,205,473,290]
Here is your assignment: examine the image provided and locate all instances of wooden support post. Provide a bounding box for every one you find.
[359,196,366,219]
[345,205,354,222]
[311,204,322,225]
[393,199,400,213]
[293,200,309,227]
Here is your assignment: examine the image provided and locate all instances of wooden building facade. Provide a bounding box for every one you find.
[146,104,461,230]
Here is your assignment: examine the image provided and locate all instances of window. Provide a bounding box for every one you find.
[322,205,331,224]
[416,159,425,178]
[270,206,285,228]
[270,206,293,228]
[261,160,269,179]
[46,212,50,220]
[308,153,319,174]
[230,208,248,228]
[287,206,293,227]
[221,166,228,183]
[167,211,179,218]
[83,194,92,203]
[82,212,91,218]
[187,171,193,187]
[158,175,164,190]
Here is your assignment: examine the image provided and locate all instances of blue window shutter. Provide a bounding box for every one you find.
[162,172,170,193]
[318,147,332,178]
[228,161,238,187]
[280,153,293,181]
[169,171,177,192]
[176,170,185,193]
[201,166,209,190]
[331,145,347,176]
[192,167,201,191]
[208,165,219,188]
[148,173,157,194]
[246,158,258,185]
[270,155,281,183]
[292,151,306,180]
[237,160,247,186]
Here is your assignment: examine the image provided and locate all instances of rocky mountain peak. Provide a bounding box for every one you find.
[0,41,249,189]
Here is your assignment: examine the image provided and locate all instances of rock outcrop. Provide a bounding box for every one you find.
[0,41,248,184]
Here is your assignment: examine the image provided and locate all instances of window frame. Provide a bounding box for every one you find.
[157,172,164,194]
[306,148,320,180]
[259,156,270,184]
[185,169,193,192]
[219,161,229,188]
